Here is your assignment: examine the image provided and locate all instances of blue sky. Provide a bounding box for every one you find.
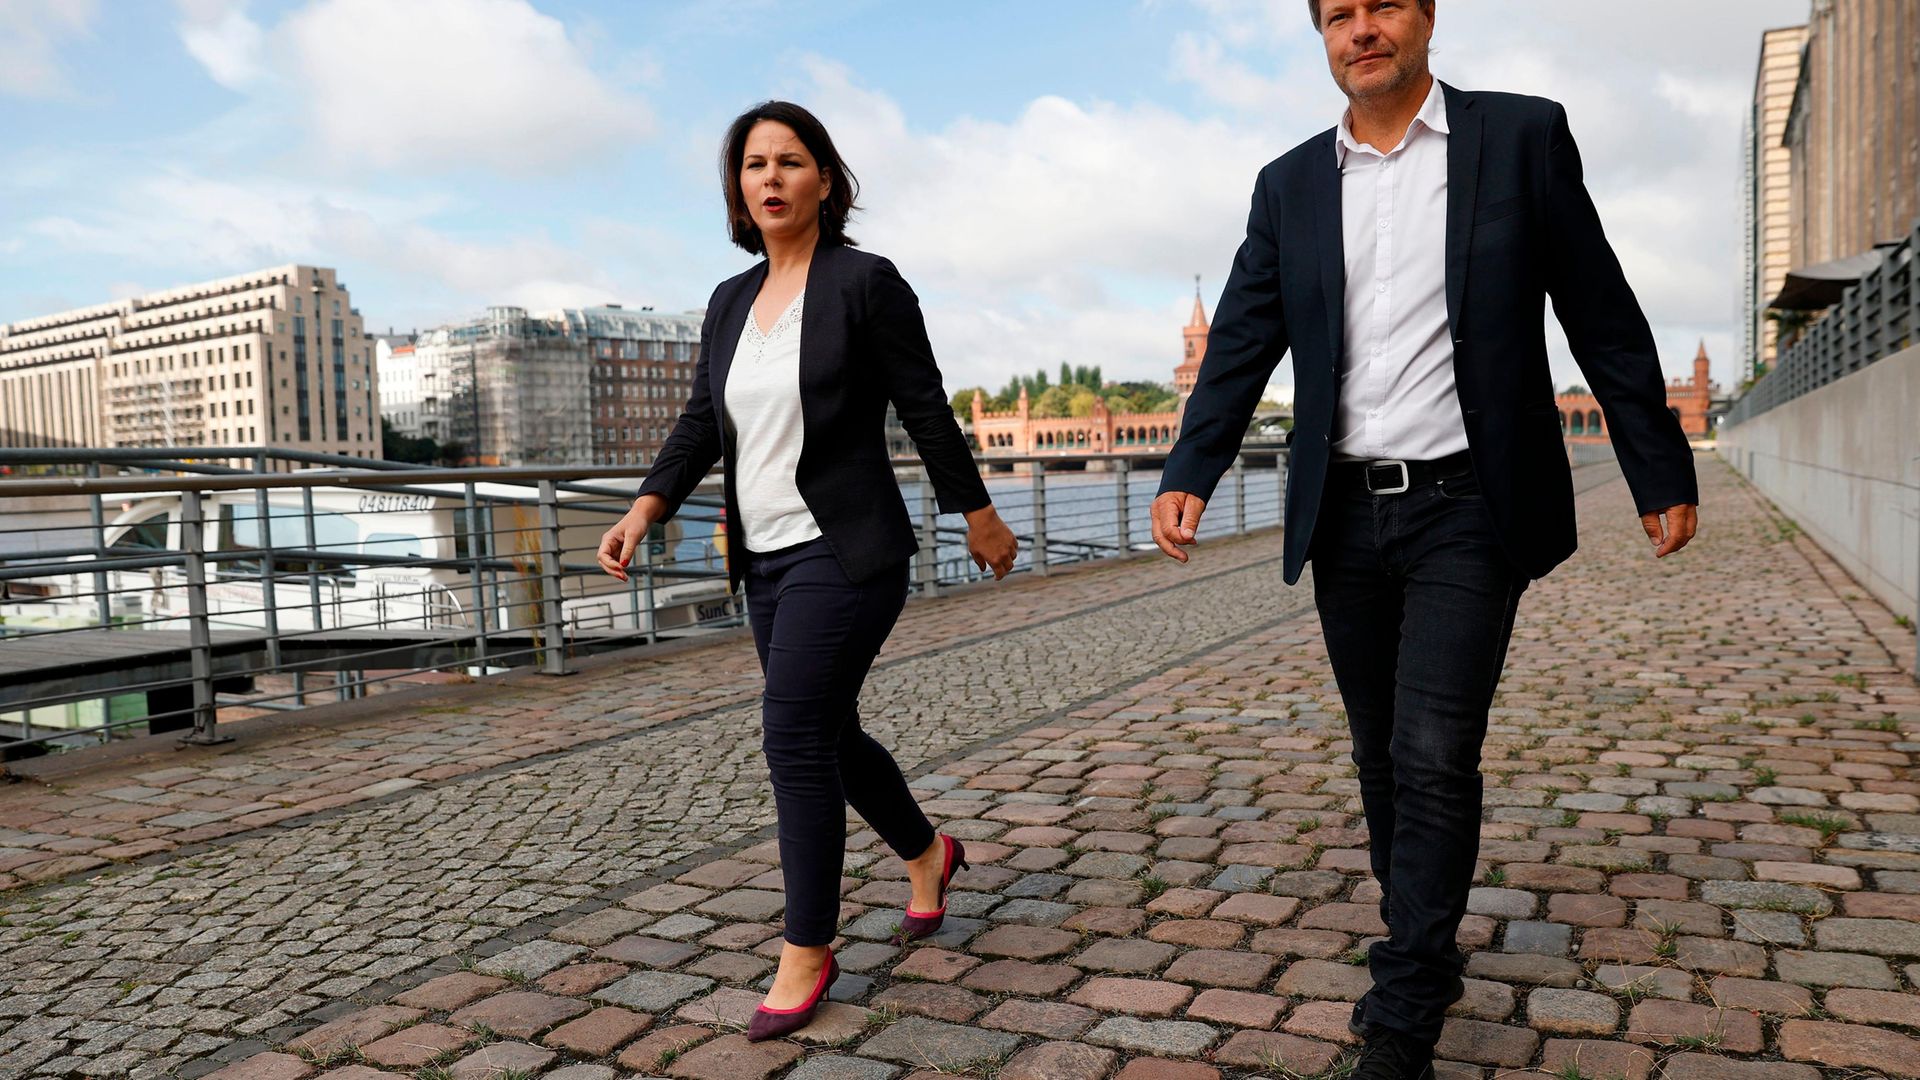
[2,0,1810,396]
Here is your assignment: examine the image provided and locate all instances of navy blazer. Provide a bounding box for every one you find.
[1163,83,1699,584]
[638,242,990,592]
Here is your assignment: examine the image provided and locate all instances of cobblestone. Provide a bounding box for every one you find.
[0,459,1916,1079]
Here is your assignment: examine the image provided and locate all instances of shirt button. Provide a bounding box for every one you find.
[1378,220,1389,229]
[1377,282,1388,293]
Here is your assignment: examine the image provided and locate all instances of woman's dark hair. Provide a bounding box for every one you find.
[721,100,860,255]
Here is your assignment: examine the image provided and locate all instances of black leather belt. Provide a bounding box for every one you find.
[1329,449,1474,494]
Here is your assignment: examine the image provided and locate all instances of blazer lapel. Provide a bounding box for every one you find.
[795,241,836,401]
[1442,82,1481,342]
[1311,129,1345,375]
[709,263,764,412]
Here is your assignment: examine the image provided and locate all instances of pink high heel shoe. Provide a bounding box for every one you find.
[896,834,969,943]
[745,949,840,1042]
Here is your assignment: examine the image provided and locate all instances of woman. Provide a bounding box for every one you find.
[596,100,1019,1042]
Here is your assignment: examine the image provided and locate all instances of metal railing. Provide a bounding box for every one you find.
[0,445,1285,755]
[1726,218,1918,426]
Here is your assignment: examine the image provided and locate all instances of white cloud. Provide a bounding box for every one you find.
[0,0,98,100]
[277,0,653,173]
[794,57,1284,387]
[175,0,265,90]
[1165,0,1810,389]
[23,168,617,321]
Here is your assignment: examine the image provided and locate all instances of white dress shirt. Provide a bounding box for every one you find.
[725,292,824,552]
[1331,77,1470,463]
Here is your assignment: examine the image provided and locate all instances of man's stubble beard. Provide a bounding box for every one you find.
[1340,44,1430,105]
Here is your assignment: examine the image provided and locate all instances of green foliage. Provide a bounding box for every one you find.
[957,364,1129,418]
[1032,385,1076,418]
[380,417,446,464]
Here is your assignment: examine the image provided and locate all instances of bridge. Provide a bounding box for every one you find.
[1,453,1915,1079]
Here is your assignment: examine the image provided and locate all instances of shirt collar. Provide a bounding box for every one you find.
[1335,77,1448,166]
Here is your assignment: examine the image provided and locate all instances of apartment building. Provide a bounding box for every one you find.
[0,264,379,467]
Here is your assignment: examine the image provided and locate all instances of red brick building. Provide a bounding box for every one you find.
[1558,342,1718,443]
[971,291,1209,459]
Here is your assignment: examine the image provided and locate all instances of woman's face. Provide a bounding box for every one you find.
[740,120,830,248]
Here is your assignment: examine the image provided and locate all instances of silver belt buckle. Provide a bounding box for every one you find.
[1365,459,1410,494]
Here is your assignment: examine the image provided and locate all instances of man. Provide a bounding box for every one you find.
[1152,2,1699,1077]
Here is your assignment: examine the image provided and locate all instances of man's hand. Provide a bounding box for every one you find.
[1151,491,1208,563]
[964,504,1020,580]
[1641,503,1698,558]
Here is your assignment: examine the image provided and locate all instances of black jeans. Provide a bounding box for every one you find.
[1308,464,1528,1043]
[745,536,933,947]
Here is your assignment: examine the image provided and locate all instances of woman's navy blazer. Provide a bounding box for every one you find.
[638,241,991,592]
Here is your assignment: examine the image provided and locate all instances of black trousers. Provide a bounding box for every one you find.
[745,536,933,947]
[1308,464,1528,1043]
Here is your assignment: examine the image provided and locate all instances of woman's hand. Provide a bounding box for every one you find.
[964,504,1019,580]
[597,494,668,582]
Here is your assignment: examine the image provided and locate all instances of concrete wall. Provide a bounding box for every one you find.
[1718,344,1920,621]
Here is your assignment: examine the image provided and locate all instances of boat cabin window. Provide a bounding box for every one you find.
[362,532,423,561]
[111,517,170,551]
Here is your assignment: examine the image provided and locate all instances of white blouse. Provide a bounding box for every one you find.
[725,292,824,552]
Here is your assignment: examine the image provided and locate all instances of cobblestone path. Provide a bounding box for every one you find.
[2,456,1917,1080]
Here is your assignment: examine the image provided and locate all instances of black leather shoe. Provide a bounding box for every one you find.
[1350,1027,1436,1080]
[1349,996,1378,1038]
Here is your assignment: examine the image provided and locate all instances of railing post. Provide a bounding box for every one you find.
[464,482,490,670]
[1029,464,1049,577]
[254,451,281,671]
[916,470,941,598]
[1232,454,1248,535]
[177,489,229,745]
[86,463,111,629]
[297,485,321,704]
[640,517,659,643]
[537,480,573,675]
[1114,458,1132,556]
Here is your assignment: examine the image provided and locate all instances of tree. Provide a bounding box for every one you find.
[1765,307,1818,351]
[381,418,442,465]
[1032,385,1075,418]
[1060,362,1074,389]
[950,387,986,418]
[1067,387,1099,417]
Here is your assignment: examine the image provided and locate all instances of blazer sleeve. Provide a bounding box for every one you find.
[635,303,723,522]
[867,257,992,515]
[1160,167,1290,502]
[1542,103,1699,513]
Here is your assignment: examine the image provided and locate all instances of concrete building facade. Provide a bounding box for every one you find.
[1785,0,1920,272]
[0,265,378,467]
[403,307,590,467]
[1743,24,1809,382]
[385,304,714,468]
[551,306,702,467]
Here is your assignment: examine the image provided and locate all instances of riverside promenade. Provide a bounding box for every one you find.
[1,455,1917,1080]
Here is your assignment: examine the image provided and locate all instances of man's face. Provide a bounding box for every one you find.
[1319,0,1434,102]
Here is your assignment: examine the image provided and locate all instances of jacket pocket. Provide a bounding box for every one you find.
[1474,194,1526,226]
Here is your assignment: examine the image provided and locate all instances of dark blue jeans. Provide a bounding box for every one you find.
[745,537,932,947]
[1308,465,1528,1043]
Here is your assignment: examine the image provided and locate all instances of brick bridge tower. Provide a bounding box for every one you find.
[1176,275,1208,409]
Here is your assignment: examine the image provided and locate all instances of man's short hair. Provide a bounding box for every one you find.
[1308,0,1436,30]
